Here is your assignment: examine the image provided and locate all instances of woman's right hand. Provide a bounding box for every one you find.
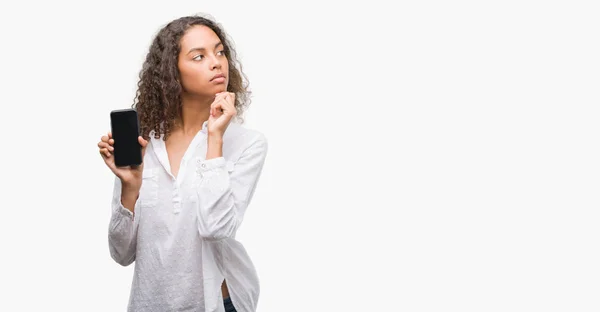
[98,132,149,189]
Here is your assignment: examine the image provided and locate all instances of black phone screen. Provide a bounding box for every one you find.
[110,109,142,167]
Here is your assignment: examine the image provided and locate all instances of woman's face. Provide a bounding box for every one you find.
[178,25,229,98]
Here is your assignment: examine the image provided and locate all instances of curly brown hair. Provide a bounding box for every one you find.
[132,15,251,140]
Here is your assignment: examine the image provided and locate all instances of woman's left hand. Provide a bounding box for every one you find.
[208,92,236,137]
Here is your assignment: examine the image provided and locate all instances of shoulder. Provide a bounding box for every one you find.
[224,122,268,150]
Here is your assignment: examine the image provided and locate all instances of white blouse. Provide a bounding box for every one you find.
[108,121,268,312]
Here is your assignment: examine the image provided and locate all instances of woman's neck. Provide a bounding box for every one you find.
[176,93,213,136]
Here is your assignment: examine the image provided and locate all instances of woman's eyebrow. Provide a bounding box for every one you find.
[187,42,223,54]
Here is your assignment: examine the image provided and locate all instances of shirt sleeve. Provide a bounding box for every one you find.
[107,176,139,266]
[194,133,268,240]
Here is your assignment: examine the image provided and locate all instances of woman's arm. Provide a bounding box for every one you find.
[107,176,140,266]
[195,133,268,240]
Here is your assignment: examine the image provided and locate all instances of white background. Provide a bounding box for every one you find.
[0,0,598,311]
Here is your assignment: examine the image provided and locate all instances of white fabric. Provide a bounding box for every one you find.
[108,121,267,312]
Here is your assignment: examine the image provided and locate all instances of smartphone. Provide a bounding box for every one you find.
[110,108,143,167]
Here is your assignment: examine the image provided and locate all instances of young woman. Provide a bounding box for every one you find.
[97,15,267,312]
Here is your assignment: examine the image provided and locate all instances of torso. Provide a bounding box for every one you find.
[165,130,231,298]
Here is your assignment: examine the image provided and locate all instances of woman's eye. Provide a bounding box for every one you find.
[217,50,225,56]
[193,55,203,61]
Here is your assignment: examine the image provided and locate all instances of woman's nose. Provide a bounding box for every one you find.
[209,56,222,70]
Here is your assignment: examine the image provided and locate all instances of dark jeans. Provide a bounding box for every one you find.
[223,297,237,312]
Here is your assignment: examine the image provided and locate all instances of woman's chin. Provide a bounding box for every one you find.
[214,85,228,93]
